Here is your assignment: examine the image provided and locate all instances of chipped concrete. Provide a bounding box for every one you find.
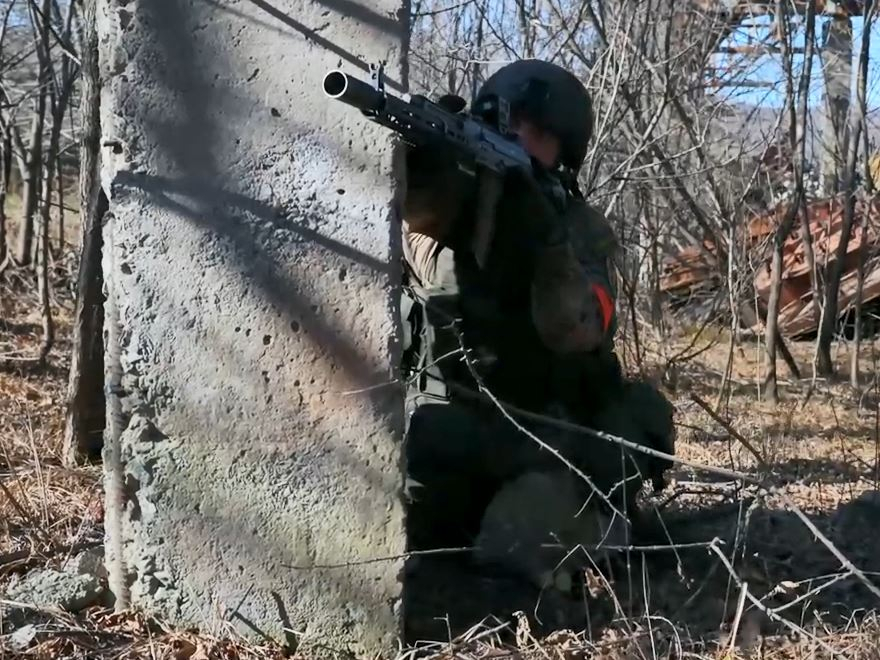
[4,569,104,613]
[97,0,409,655]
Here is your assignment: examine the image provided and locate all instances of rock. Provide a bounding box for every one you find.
[5,568,103,612]
[61,547,107,580]
[8,624,37,651]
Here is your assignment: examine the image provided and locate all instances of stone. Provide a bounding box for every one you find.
[9,624,37,651]
[96,0,409,655]
[4,569,103,612]
[61,547,107,580]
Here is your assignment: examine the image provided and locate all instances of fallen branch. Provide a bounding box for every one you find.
[690,392,768,468]
[708,540,842,657]
[0,539,102,571]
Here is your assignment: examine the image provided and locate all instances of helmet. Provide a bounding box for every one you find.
[473,59,594,171]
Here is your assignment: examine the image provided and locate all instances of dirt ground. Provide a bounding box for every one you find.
[3,261,880,658]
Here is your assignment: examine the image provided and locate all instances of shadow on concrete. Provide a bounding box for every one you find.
[199,0,407,92]
[312,0,403,37]
[103,0,409,651]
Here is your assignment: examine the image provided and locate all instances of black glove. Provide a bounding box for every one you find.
[495,166,570,249]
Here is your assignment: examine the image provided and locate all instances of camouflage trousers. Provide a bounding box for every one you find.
[404,378,675,568]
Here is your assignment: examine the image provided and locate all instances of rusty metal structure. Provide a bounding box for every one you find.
[661,197,880,336]
[656,1,879,336]
[752,197,880,335]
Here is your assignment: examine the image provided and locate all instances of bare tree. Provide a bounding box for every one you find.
[13,1,51,268]
[851,70,877,389]
[816,3,877,377]
[35,0,77,364]
[0,122,9,269]
[63,0,104,464]
[762,0,817,403]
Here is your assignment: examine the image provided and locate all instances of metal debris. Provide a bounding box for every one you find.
[660,196,880,336]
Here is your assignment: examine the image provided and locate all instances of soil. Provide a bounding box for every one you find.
[3,263,880,658]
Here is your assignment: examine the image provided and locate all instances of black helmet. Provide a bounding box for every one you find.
[473,59,594,171]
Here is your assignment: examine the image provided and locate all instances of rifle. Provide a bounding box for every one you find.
[322,63,547,268]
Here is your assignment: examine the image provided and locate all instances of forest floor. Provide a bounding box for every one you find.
[3,260,880,658]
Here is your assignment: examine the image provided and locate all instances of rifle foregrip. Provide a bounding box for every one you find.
[323,70,384,113]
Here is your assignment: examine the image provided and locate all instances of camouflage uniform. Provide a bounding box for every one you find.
[399,61,675,581]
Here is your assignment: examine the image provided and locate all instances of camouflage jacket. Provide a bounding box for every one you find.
[400,144,621,412]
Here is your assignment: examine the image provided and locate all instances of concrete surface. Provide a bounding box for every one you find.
[96,0,409,655]
[4,568,104,613]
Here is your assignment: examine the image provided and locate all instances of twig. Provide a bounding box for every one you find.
[449,381,751,483]
[543,539,717,554]
[0,539,101,570]
[774,491,880,602]
[451,345,631,522]
[690,392,768,468]
[0,478,51,546]
[428,620,512,660]
[727,580,749,655]
[708,540,844,657]
[453,380,880,602]
[766,572,849,615]
[282,545,472,569]
[282,539,718,572]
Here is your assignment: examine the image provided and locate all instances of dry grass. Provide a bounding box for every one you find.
[3,259,880,658]
[1,256,103,586]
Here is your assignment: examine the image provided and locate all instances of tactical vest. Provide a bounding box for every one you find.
[400,186,624,421]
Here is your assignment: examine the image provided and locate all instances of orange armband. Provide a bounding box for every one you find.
[591,283,614,333]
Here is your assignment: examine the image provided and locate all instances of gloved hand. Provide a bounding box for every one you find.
[494,165,570,250]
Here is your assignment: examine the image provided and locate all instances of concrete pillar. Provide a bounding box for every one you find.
[97,1,408,655]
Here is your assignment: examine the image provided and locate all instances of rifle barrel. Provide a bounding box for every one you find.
[323,70,384,113]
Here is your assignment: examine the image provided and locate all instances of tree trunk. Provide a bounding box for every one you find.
[763,209,799,402]
[63,0,106,465]
[799,199,821,322]
[0,126,8,269]
[15,107,45,266]
[16,0,54,267]
[37,147,54,366]
[851,200,869,388]
[56,153,64,257]
[764,0,815,401]
[776,326,801,380]
[852,100,876,389]
[817,5,873,377]
[469,1,484,102]
[37,74,75,362]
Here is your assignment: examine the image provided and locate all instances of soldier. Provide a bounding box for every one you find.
[399,59,675,583]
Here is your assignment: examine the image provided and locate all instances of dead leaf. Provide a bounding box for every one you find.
[171,636,198,660]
